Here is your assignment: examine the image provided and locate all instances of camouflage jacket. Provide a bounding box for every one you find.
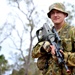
[32,22,75,74]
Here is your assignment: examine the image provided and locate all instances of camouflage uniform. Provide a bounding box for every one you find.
[32,3,75,75]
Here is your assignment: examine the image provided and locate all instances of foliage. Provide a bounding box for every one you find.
[10,62,42,75]
[64,2,75,25]
[0,54,9,75]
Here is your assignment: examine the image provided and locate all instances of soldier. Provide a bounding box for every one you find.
[32,3,75,75]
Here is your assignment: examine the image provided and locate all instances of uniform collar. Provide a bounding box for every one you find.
[57,22,67,33]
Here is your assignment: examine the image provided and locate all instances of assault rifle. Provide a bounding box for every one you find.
[36,23,70,73]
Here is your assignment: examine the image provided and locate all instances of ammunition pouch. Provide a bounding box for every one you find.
[37,55,49,70]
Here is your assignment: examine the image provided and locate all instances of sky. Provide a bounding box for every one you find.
[0,0,75,74]
[0,0,10,25]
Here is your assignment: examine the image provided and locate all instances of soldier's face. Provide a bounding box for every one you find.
[50,9,66,25]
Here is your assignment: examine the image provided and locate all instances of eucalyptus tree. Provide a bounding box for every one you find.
[7,0,49,75]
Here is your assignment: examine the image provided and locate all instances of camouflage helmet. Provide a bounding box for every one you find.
[47,3,68,18]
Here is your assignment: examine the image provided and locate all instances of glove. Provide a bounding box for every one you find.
[42,41,51,52]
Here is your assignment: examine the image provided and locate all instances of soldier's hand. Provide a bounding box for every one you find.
[50,45,55,55]
[60,50,64,55]
[42,41,56,55]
